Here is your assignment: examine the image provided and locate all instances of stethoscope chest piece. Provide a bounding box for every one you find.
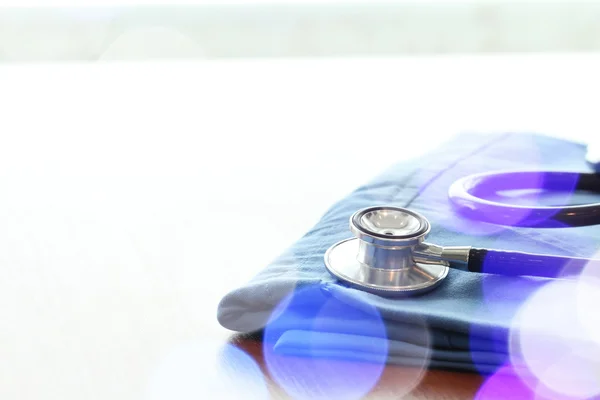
[324,206,449,297]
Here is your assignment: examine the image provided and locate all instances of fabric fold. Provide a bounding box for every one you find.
[217,132,600,373]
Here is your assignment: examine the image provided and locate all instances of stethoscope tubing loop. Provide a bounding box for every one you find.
[448,170,600,227]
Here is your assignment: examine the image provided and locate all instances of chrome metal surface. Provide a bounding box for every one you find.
[440,246,471,264]
[324,206,454,296]
[413,242,444,263]
[414,243,470,265]
[357,240,414,270]
[323,206,477,296]
[350,206,430,248]
[359,208,423,237]
[324,238,449,297]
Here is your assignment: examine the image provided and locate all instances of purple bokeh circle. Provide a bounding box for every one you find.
[263,285,390,400]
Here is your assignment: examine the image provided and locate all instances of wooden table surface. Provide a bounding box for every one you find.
[1,56,598,399]
[228,335,484,399]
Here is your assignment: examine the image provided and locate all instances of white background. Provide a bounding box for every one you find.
[0,55,599,398]
[2,2,600,61]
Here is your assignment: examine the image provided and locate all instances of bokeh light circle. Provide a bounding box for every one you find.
[475,365,536,400]
[263,284,400,400]
[145,340,268,400]
[475,364,591,400]
[467,268,546,376]
[509,279,600,399]
[574,249,600,348]
[100,27,205,61]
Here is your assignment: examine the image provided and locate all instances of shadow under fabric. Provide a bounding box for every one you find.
[217,132,600,374]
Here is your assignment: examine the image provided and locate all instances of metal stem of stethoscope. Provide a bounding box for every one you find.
[324,206,598,297]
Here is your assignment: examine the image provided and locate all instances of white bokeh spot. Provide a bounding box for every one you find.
[510,279,600,398]
[100,26,205,60]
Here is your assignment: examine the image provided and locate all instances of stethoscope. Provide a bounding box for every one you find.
[324,170,600,297]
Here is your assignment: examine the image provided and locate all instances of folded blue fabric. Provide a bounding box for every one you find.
[217,132,600,374]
